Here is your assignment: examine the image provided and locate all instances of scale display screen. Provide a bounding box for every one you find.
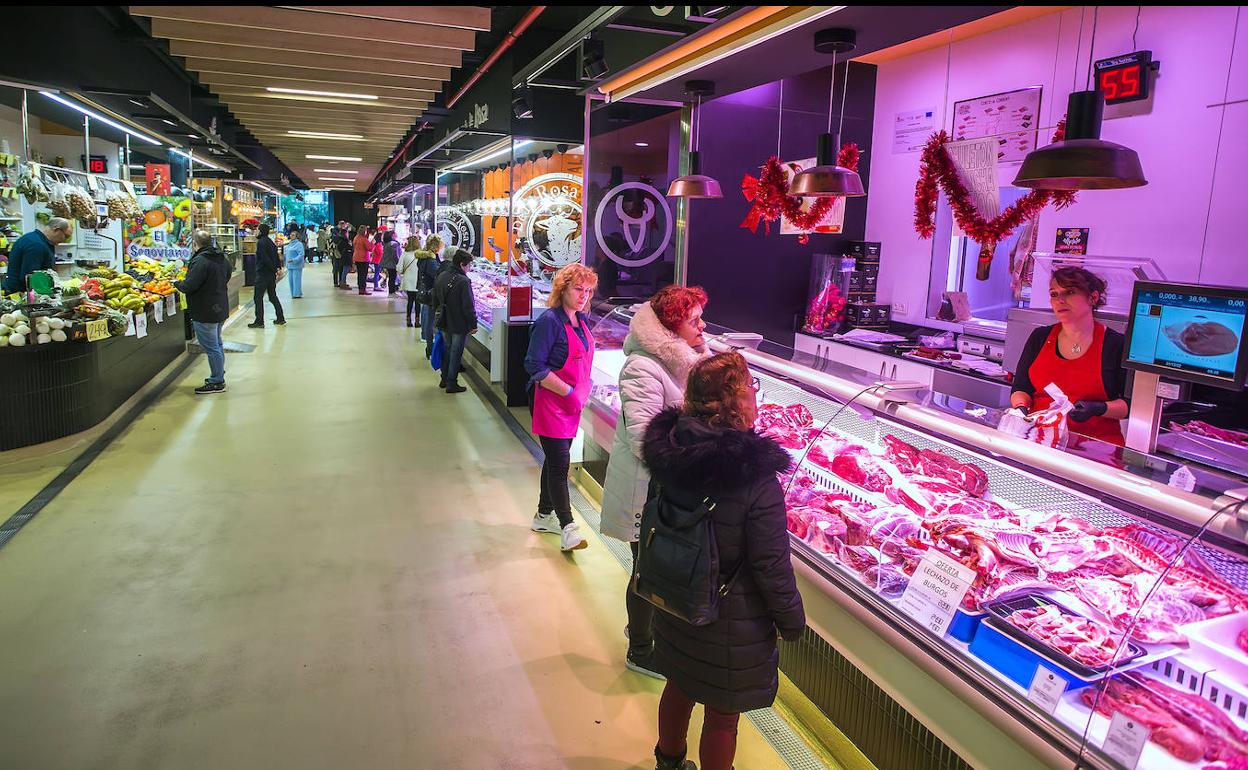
[1124,281,1248,390]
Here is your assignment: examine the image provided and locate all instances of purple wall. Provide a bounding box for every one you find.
[687,63,877,347]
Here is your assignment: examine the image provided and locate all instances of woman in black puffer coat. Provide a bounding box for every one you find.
[640,352,805,770]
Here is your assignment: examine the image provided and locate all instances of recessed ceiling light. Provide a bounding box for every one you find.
[288,130,364,141]
[312,168,357,174]
[318,177,356,182]
[635,142,649,147]
[306,154,363,161]
[161,119,177,127]
[187,134,198,139]
[129,98,145,107]
[267,86,378,100]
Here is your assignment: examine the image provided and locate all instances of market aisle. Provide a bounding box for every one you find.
[0,262,797,770]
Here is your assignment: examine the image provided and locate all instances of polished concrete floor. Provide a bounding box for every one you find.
[0,264,795,770]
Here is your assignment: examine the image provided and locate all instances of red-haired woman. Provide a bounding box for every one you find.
[641,352,805,770]
[601,285,710,679]
[524,263,600,552]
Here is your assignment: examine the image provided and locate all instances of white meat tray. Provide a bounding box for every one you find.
[1186,612,1248,689]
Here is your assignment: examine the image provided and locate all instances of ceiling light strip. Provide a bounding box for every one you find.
[40,91,163,146]
[267,86,378,100]
[307,154,363,162]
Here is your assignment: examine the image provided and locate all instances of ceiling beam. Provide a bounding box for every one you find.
[149,20,463,67]
[274,6,491,31]
[197,75,435,102]
[233,118,416,133]
[168,42,452,83]
[131,6,477,50]
[210,88,429,111]
[181,58,444,91]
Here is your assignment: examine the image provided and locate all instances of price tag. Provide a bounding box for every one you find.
[134,311,148,339]
[898,551,976,637]
[165,295,176,316]
[1169,466,1197,493]
[1027,667,1067,715]
[124,311,136,336]
[153,299,164,323]
[85,318,109,341]
[1102,711,1150,769]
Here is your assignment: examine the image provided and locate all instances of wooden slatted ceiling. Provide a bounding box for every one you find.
[131,5,489,191]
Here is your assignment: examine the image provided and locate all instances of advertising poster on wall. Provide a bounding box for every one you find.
[780,157,846,236]
[145,164,172,196]
[1055,227,1090,255]
[952,86,1042,163]
[124,195,194,261]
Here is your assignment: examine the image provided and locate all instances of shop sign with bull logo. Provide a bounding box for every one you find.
[513,173,583,271]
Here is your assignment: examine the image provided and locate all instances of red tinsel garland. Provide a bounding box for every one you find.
[914,123,1078,244]
[741,144,860,235]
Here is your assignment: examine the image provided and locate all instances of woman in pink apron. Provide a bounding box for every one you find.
[524,264,600,552]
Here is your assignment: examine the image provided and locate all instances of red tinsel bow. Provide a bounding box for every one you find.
[740,144,861,240]
[914,122,1077,246]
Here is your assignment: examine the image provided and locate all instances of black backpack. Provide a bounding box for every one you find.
[631,485,743,627]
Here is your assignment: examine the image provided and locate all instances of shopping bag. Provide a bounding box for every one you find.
[430,331,444,370]
[996,383,1075,449]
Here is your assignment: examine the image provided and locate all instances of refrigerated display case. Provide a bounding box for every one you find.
[583,305,1248,770]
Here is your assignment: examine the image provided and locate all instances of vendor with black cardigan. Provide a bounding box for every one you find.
[1010,266,1129,446]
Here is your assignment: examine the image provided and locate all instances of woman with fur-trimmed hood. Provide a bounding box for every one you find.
[601,286,711,678]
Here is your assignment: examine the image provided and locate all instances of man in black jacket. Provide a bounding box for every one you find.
[333,223,353,290]
[432,248,477,393]
[174,230,234,394]
[248,223,285,328]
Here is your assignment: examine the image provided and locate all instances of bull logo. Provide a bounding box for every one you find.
[594,182,673,268]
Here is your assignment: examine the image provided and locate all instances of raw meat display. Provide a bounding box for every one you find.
[1171,420,1248,446]
[1004,604,1127,668]
[1081,674,1248,763]
[1240,628,1248,655]
[882,435,989,497]
[756,403,821,449]
[1164,320,1241,357]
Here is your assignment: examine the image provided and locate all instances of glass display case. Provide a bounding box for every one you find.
[583,307,1248,770]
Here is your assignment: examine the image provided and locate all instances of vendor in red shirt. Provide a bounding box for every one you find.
[1009,267,1129,446]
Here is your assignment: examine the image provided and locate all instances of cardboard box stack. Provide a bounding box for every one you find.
[842,241,890,330]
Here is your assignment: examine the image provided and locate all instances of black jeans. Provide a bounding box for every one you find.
[386,268,398,293]
[440,331,467,387]
[355,262,369,292]
[405,291,421,324]
[628,540,656,654]
[253,274,284,324]
[330,257,341,285]
[537,435,574,528]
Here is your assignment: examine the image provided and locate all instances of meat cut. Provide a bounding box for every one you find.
[1164,320,1241,357]
[1004,604,1128,668]
[1239,628,1248,656]
[882,435,989,496]
[1171,420,1248,446]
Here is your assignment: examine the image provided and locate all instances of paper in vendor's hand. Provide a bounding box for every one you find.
[997,383,1075,449]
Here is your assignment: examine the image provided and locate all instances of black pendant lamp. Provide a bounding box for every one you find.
[790,28,865,198]
[667,80,722,199]
[1014,7,1146,190]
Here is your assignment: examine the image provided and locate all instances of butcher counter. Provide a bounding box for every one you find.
[579,304,1248,770]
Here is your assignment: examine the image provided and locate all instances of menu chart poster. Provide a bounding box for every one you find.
[893,107,938,154]
[780,157,846,236]
[952,86,1042,163]
[1055,227,1090,255]
[944,138,1000,226]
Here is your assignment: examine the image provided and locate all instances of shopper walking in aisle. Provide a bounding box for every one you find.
[317,223,331,263]
[1,217,71,293]
[175,229,234,395]
[432,248,476,393]
[397,235,425,327]
[600,286,711,679]
[640,352,805,770]
[524,263,599,553]
[284,230,305,299]
[380,231,401,296]
[248,224,285,328]
[369,230,386,293]
[334,223,353,289]
[418,235,444,356]
[299,223,311,263]
[352,224,372,295]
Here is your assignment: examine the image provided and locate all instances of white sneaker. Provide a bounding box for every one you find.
[560,521,588,552]
[530,511,561,535]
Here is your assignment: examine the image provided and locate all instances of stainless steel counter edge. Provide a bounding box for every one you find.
[711,336,1248,543]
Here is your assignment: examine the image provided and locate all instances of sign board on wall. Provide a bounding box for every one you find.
[943,138,1000,231]
[952,86,1042,163]
[780,157,846,236]
[893,107,938,154]
[145,164,172,196]
[1055,228,1090,255]
[124,195,194,261]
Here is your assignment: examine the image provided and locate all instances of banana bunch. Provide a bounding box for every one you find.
[100,274,148,313]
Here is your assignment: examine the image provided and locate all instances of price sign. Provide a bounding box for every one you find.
[1103,711,1150,769]
[153,299,164,323]
[898,552,976,637]
[1027,667,1067,715]
[134,311,148,339]
[165,295,177,316]
[124,311,136,336]
[85,318,110,342]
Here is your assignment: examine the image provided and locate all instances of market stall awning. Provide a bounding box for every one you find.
[129,5,490,193]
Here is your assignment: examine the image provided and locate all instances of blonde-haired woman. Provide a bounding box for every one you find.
[417,234,444,356]
[524,263,599,552]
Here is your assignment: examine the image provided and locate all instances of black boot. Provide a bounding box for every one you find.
[654,746,696,770]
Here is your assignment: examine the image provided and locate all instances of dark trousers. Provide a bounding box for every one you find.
[657,681,740,770]
[386,268,398,293]
[355,261,369,292]
[405,291,421,324]
[440,331,467,387]
[253,274,284,324]
[628,541,656,653]
[330,257,342,285]
[537,435,574,528]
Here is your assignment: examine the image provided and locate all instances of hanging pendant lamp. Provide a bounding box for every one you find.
[1014,7,1146,190]
[790,28,865,198]
[668,80,722,199]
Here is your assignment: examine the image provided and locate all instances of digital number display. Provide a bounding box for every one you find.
[80,154,108,174]
[1095,51,1153,105]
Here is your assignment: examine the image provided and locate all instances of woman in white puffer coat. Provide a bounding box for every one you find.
[600,285,710,679]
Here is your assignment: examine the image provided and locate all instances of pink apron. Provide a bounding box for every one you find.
[532,317,595,440]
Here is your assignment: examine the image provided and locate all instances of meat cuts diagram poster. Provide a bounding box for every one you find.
[780,157,845,236]
[952,86,1042,163]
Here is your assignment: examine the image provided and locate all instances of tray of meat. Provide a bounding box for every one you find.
[973,594,1147,688]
